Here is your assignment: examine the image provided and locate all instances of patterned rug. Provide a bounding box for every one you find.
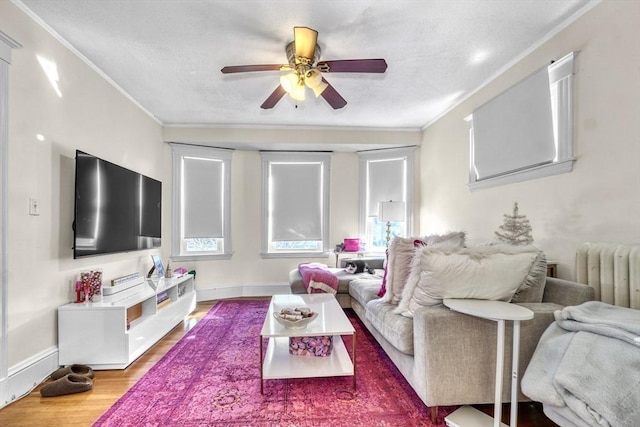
[93,300,454,426]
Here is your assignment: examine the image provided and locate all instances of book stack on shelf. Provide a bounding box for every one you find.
[157,290,170,309]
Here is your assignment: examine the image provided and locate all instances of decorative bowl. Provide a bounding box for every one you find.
[273,310,317,329]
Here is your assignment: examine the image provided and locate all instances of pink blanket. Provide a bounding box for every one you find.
[298,263,338,294]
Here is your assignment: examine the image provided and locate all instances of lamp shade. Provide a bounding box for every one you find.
[304,69,328,97]
[280,73,298,93]
[290,82,306,101]
[304,69,322,87]
[280,73,305,101]
[378,201,405,223]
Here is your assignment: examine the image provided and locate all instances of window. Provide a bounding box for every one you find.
[261,152,330,258]
[467,52,575,191]
[358,147,415,253]
[171,144,232,260]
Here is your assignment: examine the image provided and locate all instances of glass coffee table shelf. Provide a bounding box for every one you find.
[260,294,356,393]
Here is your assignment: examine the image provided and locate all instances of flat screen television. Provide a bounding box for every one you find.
[73,150,161,258]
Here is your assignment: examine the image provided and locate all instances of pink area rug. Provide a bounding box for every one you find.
[93,300,454,426]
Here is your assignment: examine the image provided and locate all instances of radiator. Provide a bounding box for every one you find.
[576,243,640,309]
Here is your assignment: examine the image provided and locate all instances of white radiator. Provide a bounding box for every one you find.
[576,243,640,309]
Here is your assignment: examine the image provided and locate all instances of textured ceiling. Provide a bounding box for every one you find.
[16,0,595,130]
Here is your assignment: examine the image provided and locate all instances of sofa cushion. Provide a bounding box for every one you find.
[380,232,466,304]
[348,278,382,308]
[365,299,414,355]
[396,244,546,317]
[290,268,382,295]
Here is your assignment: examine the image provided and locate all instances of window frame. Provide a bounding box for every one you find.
[260,151,331,259]
[171,143,233,261]
[467,52,576,191]
[358,147,415,253]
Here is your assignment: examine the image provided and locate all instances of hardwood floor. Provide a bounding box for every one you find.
[0,301,556,426]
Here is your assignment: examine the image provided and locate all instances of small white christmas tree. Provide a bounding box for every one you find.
[495,202,534,245]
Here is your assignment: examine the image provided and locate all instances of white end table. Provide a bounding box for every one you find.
[442,299,534,427]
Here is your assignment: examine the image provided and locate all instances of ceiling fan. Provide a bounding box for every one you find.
[220,26,387,109]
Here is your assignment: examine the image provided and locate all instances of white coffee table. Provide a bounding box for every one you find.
[443,298,534,427]
[259,293,356,393]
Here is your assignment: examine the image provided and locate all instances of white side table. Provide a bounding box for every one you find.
[332,250,367,267]
[443,299,534,427]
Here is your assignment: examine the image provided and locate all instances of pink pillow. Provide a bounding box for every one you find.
[377,248,389,297]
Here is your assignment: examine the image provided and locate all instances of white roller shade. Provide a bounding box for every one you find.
[183,157,223,238]
[270,162,322,241]
[472,66,555,180]
[368,158,405,215]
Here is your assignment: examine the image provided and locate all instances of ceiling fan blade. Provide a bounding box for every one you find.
[260,86,287,109]
[317,59,387,73]
[320,78,347,109]
[294,26,318,59]
[221,64,285,74]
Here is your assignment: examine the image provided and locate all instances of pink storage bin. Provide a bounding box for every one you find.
[343,238,360,252]
[289,336,333,357]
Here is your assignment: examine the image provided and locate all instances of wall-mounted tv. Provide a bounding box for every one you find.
[73,150,161,258]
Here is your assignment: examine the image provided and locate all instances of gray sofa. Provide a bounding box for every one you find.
[289,257,385,307]
[348,276,595,415]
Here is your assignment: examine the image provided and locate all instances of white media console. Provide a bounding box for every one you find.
[58,274,196,370]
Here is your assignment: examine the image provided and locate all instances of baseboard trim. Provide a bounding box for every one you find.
[2,346,58,408]
[196,282,291,302]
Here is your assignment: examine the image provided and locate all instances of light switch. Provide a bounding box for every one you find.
[29,197,40,216]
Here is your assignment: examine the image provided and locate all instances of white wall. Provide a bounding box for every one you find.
[1,2,166,367]
[420,0,640,279]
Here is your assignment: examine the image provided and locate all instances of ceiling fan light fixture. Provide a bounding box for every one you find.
[279,73,298,93]
[304,69,328,97]
[290,82,306,101]
[280,72,305,101]
[304,69,322,87]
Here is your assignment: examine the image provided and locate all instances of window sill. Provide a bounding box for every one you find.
[468,158,575,192]
[171,253,233,262]
[260,252,330,260]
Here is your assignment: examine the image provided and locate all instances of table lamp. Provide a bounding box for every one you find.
[378,201,405,247]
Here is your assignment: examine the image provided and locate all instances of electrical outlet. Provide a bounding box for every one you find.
[29,197,40,216]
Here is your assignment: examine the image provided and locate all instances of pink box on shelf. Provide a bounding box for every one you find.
[289,336,333,357]
[343,238,360,252]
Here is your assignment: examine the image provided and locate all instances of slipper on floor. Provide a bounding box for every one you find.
[50,364,94,380]
[40,374,93,397]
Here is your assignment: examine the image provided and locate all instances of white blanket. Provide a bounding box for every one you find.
[555,301,640,346]
[521,301,640,427]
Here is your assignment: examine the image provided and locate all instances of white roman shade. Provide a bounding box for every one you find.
[368,158,405,215]
[182,157,223,238]
[471,66,555,180]
[270,162,323,241]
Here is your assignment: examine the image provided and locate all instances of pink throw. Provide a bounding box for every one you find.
[298,263,338,294]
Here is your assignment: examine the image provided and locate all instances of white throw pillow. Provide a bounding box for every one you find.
[380,232,465,304]
[396,244,544,317]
